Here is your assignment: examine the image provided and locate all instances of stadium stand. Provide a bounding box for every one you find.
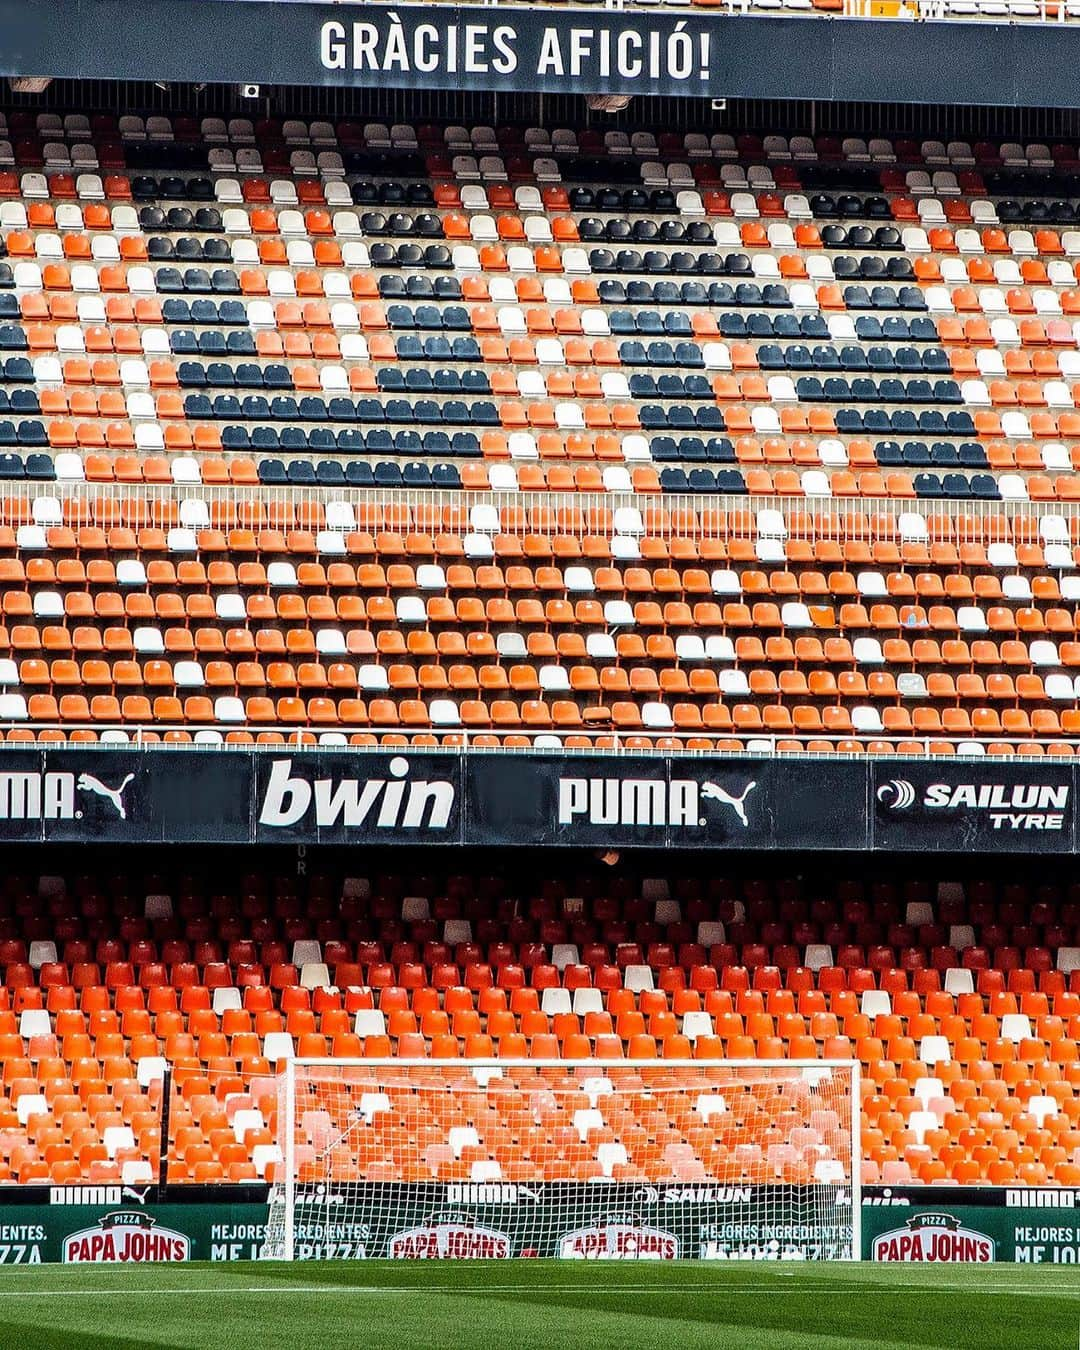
[5,117,1080,748]
[0,862,1076,1187]
[0,109,1077,1203]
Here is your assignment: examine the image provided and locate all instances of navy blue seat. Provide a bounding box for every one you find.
[258,458,287,484]
[773,315,802,340]
[280,429,309,452]
[452,432,481,456]
[423,337,452,362]
[374,462,403,487]
[839,347,868,373]
[687,469,718,493]
[875,441,903,466]
[659,468,689,492]
[406,370,436,393]
[705,437,736,462]
[913,473,945,498]
[970,474,1000,499]
[346,461,375,487]
[316,461,347,486]
[867,347,895,372]
[695,407,724,430]
[16,421,47,447]
[431,463,462,488]
[287,460,317,485]
[396,336,423,361]
[8,391,38,414]
[959,443,988,468]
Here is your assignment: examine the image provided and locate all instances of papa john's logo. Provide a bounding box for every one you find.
[559,1221,679,1259]
[388,1217,510,1259]
[872,1213,994,1263]
[62,1211,191,1263]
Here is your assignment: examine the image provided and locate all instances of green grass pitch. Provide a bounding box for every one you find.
[0,1260,1075,1349]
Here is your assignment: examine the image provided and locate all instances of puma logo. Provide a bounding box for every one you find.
[700,781,758,828]
[76,772,135,820]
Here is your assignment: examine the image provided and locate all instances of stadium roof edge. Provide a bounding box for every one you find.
[2,1,1080,110]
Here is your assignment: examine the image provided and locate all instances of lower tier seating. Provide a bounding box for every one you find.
[0,863,1075,1186]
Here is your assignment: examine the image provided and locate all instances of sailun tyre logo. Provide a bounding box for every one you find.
[877,777,1070,832]
[877,779,916,811]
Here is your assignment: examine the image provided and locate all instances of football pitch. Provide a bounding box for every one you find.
[0,1261,1075,1350]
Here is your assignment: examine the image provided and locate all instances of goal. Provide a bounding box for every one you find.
[261,1059,860,1262]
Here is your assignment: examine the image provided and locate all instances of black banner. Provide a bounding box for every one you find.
[467,754,865,851]
[0,748,1076,853]
[2,1,1080,109]
[870,760,1076,854]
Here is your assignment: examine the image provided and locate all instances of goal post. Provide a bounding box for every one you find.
[262,1059,860,1262]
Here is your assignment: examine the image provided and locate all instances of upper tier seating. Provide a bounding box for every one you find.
[6,115,1080,744]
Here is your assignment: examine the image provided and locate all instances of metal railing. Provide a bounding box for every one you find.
[7,724,1077,757]
[4,479,1080,539]
[322,0,1080,24]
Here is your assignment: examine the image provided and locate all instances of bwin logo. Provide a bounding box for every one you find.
[259,757,455,830]
[77,773,135,820]
[877,779,916,811]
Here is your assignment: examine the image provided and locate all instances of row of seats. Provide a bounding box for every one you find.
[12,115,1080,174]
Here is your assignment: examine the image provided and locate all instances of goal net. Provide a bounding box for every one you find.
[261,1059,860,1262]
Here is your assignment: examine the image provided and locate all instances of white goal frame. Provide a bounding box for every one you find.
[267,1058,861,1263]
